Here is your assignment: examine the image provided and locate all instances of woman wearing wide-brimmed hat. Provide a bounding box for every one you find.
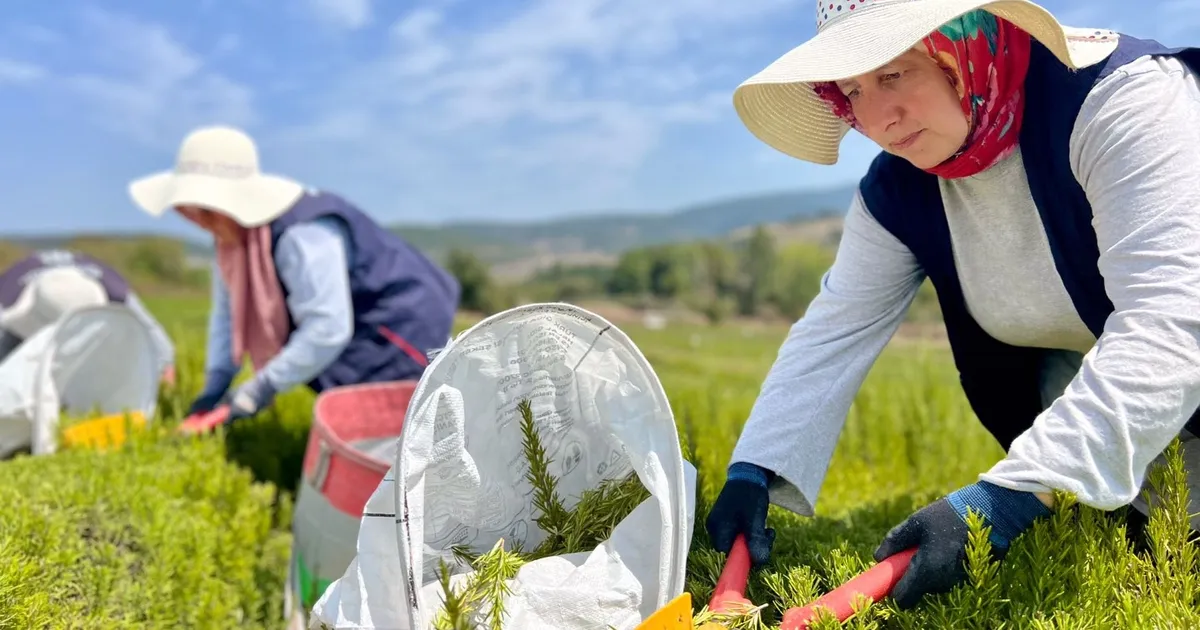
[705,0,1200,609]
[128,125,461,426]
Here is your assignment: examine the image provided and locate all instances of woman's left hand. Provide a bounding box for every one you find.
[227,375,278,424]
[874,480,1052,609]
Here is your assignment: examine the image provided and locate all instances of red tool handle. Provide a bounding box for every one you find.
[178,406,231,434]
[708,534,753,612]
[780,547,916,630]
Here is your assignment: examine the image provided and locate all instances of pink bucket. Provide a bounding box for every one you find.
[289,380,419,616]
[302,380,417,516]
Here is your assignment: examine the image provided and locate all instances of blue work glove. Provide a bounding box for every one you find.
[874,480,1052,610]
[226,374,279,425]
[186,368,237,416]
[705,461,777,567]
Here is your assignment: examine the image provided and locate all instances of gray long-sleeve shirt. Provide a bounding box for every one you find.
[731,52,1200,516]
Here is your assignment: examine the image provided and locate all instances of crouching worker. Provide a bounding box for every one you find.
[127,125,461,425]
[0,249,176,382]
[706,0,1200,614]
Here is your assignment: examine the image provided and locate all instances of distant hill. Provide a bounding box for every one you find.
[0,232,211,259]
[391,184,856,265]
[0,184,857,281]
[728,215,845,249]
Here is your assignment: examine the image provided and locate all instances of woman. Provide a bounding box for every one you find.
[705,0,1200,611]
[0,249,176,382]
[127,125,461,425]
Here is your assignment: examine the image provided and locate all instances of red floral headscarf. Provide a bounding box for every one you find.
[812,10,1032,179]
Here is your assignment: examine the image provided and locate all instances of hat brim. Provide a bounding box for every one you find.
[732,0,1120,165]
[128,170,305,228]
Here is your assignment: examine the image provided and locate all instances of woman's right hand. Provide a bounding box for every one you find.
[704,462,777,567]
[185,368,236,417]
[186,389,227,417]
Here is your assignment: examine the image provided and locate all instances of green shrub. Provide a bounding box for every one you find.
[153,324,317,497]
[0,433,292,629]
[8,297,1200,629]
[221,388,316,497]
[674,346,1200,629]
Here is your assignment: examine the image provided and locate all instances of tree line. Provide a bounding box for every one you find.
[0,238,209,294]
[446,225,943,325]
[0,224,942,326]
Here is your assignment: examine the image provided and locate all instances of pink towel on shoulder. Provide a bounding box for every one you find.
[215,226,289,371]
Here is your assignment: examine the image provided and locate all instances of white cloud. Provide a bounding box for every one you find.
[307,0,372,30]
[387,9,452,76]
[277,0,795,217]
[61,9,256,149]
[0,58,45,84]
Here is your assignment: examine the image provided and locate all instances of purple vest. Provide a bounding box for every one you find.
[269,191,461,392]
[0,250,129,309]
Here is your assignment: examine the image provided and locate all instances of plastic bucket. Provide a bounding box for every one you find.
[286,380,417,622]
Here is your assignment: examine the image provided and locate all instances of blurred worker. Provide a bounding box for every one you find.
[0,249,176,381]
[127,125,461,425]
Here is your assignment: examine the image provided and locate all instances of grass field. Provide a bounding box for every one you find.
[2,296,1198,629]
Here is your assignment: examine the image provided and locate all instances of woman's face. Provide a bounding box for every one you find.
[175,205,245,244]
[835,48,970,169]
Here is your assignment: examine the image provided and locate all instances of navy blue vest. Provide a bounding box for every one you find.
[268,191,461,393]
[0,249,129,308]
[860,35,1200,450]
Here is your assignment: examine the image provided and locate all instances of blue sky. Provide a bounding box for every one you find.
[0,1,1195,237]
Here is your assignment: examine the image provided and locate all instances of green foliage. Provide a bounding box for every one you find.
[434,540,528,630]
[518,398,572,544]
[771,243,833,320]
[409,211,935,326]
[607,249,654,296]
[906,279,943,324]
[446,248,512,315]
[125,238,207,287]
[737,225,776,316]
[151,323,319,497]
[0,432,290,629]
[433,398,650,628]
[521,264,612,303]
[5,297,1198,629]
[675,341,1200,629]
[535,225,848,323]
[606,244,703,299]
[0,236,211,295]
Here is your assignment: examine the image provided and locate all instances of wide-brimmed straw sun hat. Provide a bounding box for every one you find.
[128,125,304,228]
[733,0,1121,165]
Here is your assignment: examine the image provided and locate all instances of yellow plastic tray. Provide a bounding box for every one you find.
[60,411,147,450]
[636,593,695,630]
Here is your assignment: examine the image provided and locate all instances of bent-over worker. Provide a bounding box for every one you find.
[127,125,461,425]
[706,0,1200,611]
[0,249,176,381]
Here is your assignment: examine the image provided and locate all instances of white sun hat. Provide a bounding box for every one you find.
[0,266,108,340]
[128,125,305,228]
[733,0,1121,165]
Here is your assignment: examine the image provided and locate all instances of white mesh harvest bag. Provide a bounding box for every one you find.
[0,304,161,458]
[311,303,697,630]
